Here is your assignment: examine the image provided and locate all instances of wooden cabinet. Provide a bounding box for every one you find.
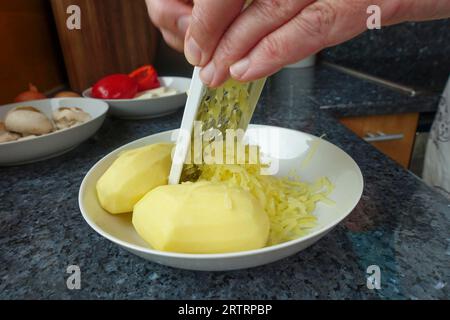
[340,113,419,168]
[50,0,159,92]
[0,0,66,104]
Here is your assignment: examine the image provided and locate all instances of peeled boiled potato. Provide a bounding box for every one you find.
[97,143,173,214]
[133,181,270,254]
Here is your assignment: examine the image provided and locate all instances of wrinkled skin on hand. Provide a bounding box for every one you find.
[146,0,450,87]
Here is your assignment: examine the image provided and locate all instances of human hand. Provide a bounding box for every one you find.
[145,0,193,52]
[147,0,450,87]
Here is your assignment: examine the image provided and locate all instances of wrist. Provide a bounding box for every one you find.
[381,0,450,24]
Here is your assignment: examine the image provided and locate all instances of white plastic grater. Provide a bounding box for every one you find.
[168,67,266,185]
[169,67,205,185]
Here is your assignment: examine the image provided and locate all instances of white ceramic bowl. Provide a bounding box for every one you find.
[0,98,108,166]
[79,125,363,271]
[83,77,190,120]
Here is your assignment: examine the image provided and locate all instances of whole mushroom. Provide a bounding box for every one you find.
[53,107,91,130]
[0,122,21,143]
[5,106,54,135]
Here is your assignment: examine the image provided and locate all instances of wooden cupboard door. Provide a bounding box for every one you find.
[50,0,159,92]
[340,113,419,168]
[0,0,66,104]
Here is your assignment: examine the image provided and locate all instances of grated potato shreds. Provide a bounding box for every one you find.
[194,162,335,245]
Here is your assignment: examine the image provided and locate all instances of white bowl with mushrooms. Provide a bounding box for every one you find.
[0,98,108,166]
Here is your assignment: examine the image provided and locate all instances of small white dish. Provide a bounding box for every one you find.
[0,98,108,166]
[83,77,191,120]
[79,125,364,271]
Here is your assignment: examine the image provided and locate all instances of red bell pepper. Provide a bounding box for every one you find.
[92,74,138,100]
[129,65,161,92]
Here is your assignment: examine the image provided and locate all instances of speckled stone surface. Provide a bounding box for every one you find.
[322,20,450,93]
[1,66,449,299]
[282,66,440,117]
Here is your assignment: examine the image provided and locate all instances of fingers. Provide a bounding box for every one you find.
[146,0,192,43]
[200,0,314,87]
[161,29,185,52]
[184,0,246,66]
[230,0,371,82]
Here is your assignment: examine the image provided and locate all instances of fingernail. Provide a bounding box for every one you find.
[230,58,250,79]
[185,36,202,66]
[177,15,190,34]
[200,62,215,85]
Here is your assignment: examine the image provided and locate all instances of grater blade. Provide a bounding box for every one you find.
[180,77,266,182]
[169,71,266,185]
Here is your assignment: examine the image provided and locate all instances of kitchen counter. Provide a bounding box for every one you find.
[322,20,450,93]
[1,65,449,299]
[286,65,440,118]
